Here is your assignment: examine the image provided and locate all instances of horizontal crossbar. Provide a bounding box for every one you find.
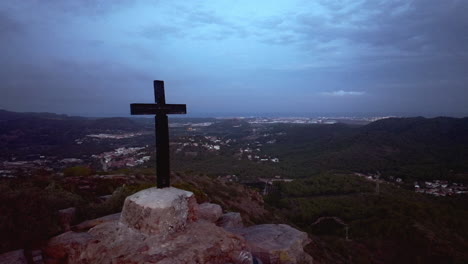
[130,103,187,115]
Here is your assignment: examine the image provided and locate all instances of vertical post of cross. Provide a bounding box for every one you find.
[154,81,170,187]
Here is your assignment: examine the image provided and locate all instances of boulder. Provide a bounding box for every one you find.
[198,202,223,223]
[98,194,112,202]
[0,249,27,264]
[58,207,77,232]
[217,212,244,229]
[79,220,253,264]
[31,250,44,264]
[42,231,93,262]
[72,213,121,232]
[120,187,198,237]
[232,224,313,264]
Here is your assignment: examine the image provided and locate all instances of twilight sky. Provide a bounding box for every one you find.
[1,0,467,116]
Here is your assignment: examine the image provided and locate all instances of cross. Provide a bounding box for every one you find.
[130,80,186,188]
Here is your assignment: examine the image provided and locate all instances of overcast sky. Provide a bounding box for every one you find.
[1,0,467,116]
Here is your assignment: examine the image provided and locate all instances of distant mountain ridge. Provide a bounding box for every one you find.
[0,110,141,130]
[0,110,146,159]
[0,109,79,121]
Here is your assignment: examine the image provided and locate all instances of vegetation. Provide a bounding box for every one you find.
[0,174,154,253]
[0,171,271,253]
[0,178,82,251]
[63,166,94,177]
[266,173,468,263]
[1,111,467,263]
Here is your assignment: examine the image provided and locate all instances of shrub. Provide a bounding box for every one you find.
[63,166,93,177]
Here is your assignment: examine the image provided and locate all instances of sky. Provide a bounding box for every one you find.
[1,0,467,117]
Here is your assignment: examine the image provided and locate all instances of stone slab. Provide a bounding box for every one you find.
[120,187,198,237]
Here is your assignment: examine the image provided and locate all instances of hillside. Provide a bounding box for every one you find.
[264,117,468,182]
[0,111,467,263]
[0,110,146,159]
[265,173,468,263]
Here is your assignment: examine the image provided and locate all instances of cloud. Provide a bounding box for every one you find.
[0,10,22,36]
[321,90,365,96]
[0,0,467,115]
[254,0,468,57]
[140,24,184,39]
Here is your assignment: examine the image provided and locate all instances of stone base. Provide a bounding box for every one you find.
[120,187,198,237]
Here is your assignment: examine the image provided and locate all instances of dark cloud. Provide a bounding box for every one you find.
[0,10,22,36]
[140,24,184,39]
[0,0,467,116]
[257,0,468,56]
[1,59,153,115]
[141,7,249,41]
[30,0,137,17]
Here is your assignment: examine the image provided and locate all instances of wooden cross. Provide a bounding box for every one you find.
[130,80,186,188]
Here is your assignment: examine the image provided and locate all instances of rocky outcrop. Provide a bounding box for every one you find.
[82,220,252,264]
[42,187,312,264]
[232,224,313,264]
[198,202,223,223]
[72,213,121,232]
[43,231,93,263]
[218,212,244,229]
[43,187,251,264]
[58,207,76,232]
[0,249,27,264]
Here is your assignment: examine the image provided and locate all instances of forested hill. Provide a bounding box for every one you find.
[0,109,78,121]
[0,110,146,158]
[268,116,468,182]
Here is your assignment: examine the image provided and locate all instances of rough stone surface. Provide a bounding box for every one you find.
[217,212,244,229]
[0,249,27,264]
[198,202,223,223]
[42,231,93,262]
[31,250,44,264]
[120,187,198,237]
[76,220,253,264]
[232,224,313,264]
[72,213,121,232]
[58,207,77,232]
[41,187,312,264]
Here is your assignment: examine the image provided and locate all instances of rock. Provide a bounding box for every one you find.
[232,224,313,264]
[72,213,121,232]
[217,212,244,229]
[42,231,93,262]
[58,207,77,232]
[46,187,254,264]
[31,250,44,264]
[198,202,223,223]
[120,187,198,237]
[79,220,253,264]
[41,188,312,264]
[0,249,27,264]
[98,194,112,202]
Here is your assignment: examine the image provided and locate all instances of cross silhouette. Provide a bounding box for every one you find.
[130,80,186,188]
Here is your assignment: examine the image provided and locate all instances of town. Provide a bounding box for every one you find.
[1,115,466,199]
